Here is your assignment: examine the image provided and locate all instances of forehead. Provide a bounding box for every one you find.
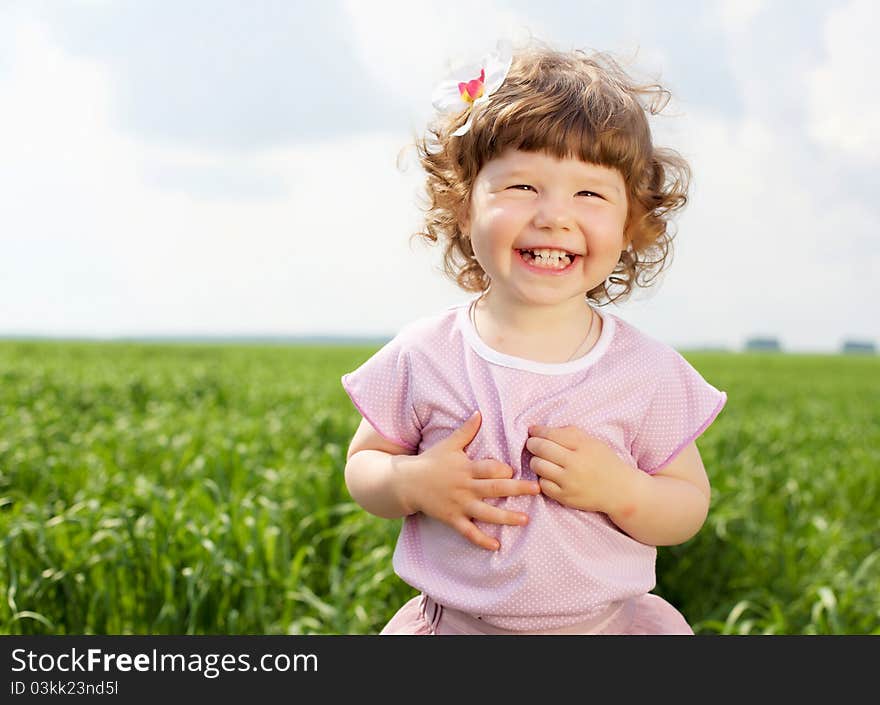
[480,149,623,188]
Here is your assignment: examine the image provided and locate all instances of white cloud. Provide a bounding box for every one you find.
[712,0,767,32]
[342,0,549,130]
[806,0,880,161]
[0,14,141,332]
[619,104,880,352]
[630,0,879,351]
[0,13,459,337]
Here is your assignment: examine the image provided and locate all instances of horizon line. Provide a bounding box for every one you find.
[0,333,875,356]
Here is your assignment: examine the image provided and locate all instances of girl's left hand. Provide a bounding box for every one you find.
[525,424,636,514]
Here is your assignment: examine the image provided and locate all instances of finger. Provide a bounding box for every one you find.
[526,436,570,466]
[453,517,501,551]
[444,410,482,451]
[468,500,530,527]
[538,477,563,499]
[476,477,542,498]
[529,425,578,451]
[529,455,564,483]
[470,459,514,480]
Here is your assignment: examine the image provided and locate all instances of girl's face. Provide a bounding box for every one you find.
[462,148,629,308]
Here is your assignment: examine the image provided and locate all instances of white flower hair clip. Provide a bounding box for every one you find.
[431,39,513,137]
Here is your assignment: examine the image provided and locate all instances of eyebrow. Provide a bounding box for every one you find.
[500,168,622,196]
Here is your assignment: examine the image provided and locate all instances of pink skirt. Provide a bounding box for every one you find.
[380,593,694,635]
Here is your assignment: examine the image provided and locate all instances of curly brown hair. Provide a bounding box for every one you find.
[401,38,692,306]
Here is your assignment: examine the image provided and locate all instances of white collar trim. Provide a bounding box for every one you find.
[454,295,616,376]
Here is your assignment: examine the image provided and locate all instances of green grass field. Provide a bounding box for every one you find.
[1,341,877,634]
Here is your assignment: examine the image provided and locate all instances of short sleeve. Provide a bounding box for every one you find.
[631,348,727,475]
[340,334,421,452]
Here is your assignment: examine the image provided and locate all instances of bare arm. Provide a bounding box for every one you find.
[343,416,419,518]
[344,449,419,519]
[606,442,711,546]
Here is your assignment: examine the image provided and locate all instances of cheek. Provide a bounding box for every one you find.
[589,206,626,232]
[589,218,627,251]
[472,212,521,252]
[488,212,526,248]
[467,239,498,277]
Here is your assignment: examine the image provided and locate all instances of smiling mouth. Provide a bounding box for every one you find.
[516,248,576,265]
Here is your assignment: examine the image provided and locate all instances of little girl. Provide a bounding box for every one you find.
[341,38,727,635]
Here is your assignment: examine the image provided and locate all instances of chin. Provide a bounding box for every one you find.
[514,289,582,306]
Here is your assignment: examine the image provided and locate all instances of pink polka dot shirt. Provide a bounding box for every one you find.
[341,296,728,630]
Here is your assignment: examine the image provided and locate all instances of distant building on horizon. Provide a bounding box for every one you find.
[841,339,877,354]
[745,336,781,352]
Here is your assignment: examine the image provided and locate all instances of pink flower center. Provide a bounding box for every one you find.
[458,68,485,104]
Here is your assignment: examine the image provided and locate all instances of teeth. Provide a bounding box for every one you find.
[519,247,572,261]
[520,249,571,269]
[535,248,569,259]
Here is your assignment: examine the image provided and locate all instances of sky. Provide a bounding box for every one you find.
[1,0,878,352]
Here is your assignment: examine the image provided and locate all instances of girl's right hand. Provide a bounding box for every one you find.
[399,411,541,551]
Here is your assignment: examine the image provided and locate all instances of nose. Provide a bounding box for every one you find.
[532,193,575,231]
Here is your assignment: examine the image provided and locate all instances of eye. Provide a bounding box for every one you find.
[578,190,601,198]
[509,184,535,192]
